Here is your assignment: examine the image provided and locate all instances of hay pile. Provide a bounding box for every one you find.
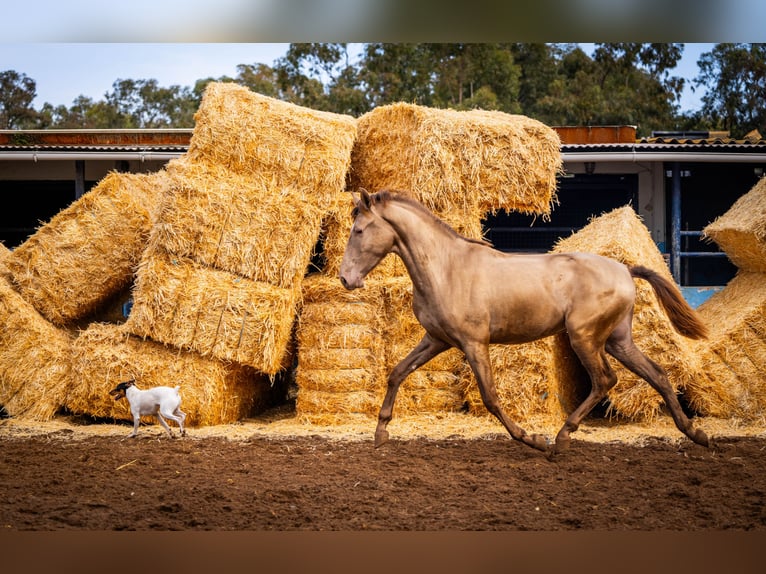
[552,206,739,420]
[0,261,74,421]
[697,179,766,421]
[297,102,562,421]
[4,171,168,326]
[65,322,271,426]
[696,273,765,419]
[0,83,357,427]
[124,83,357,374]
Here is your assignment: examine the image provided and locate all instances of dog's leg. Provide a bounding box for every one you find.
[128,413,140,438]
[156,413,174,438]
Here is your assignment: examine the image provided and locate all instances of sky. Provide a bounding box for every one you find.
[2,43,714,114]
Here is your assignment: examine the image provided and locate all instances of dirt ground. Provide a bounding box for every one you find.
[2,404,766,531]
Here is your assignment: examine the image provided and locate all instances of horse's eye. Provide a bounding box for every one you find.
[353,227,363,235]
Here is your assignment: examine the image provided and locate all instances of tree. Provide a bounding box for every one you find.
[695,43,766,137]
[273,43,352,111]
[0,70,40,128]
[234,63,279,98]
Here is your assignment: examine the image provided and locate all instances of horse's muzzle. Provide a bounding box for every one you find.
[339,273,363,290]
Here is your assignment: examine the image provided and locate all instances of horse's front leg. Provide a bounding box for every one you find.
[463,341,549,453]
[375,334,450,448]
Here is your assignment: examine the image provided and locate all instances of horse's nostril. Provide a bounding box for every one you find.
[339,275,348,289]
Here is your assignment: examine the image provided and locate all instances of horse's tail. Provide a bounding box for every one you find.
[629,265,708,340]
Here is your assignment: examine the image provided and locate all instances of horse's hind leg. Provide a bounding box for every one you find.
[464,342,548,453]
[554,337,618,454]
[375,334,450,448]
[605,323,709,447]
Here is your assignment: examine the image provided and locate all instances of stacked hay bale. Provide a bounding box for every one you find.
[296,102,562,421]
[698,178,766,420]
[65,322,270,426]
[0,248,75,420]
[552,206,742,421]
[296,274,388,420]
[4,171,167,327]
[124,83,357,377]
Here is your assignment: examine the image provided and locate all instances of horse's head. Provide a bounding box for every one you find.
[339,188,396,290]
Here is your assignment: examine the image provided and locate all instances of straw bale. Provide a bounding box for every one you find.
[703,177,766,272]
[296,389,382,416]
[124,246,297,373]
[459,338,566,424]
[5,171,168,326]
[380,276,466,412]
[153,161,328,288]
[552,205,719,421]
[65,323,270,426]
[295,368,382,394]
[295,274,388,415]
[0,273,74,420]
[186,82,357,191]
[697,271,766,416]
[347,102,561,216]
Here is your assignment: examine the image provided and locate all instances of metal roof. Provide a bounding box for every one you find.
[2,127,766,163]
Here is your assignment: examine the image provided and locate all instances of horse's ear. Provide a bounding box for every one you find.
[359,188,372,210]
[352,188,372,213]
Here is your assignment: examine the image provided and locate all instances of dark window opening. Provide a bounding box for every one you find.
[665,163,759,286]
[483,174,638,253]
[0,180,98,248]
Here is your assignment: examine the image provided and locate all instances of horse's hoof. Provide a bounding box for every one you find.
[694,428,709,448]
[553,435,571,454]
[530,434,549,452]
[374,429,389,448]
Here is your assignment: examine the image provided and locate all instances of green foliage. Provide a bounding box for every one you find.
[695,43,766,138]
[0,70,41,128]
[5,43,765,137]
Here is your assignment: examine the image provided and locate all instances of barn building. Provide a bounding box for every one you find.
[2,125,765,306]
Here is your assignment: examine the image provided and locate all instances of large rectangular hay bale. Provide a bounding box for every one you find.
[295,274,387,417]
[697,271,766,417]
[348,102,561,216]
[552,206,732,421]
[150,165,326,288]
[381,276,465,413]
[125,246,297,374]
[186,82,357,191]
[0,271,74,420]
[703,177,766,272]
[65,323,270,426]
[4,171,167,326]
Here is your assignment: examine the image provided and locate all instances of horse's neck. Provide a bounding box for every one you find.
[385,201,461,288]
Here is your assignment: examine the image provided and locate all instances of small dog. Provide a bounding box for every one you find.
[109,379,186,438]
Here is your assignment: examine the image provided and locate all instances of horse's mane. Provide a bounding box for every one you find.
[363,189,492,247]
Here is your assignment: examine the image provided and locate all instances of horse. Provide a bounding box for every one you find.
[338,188,710,456]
